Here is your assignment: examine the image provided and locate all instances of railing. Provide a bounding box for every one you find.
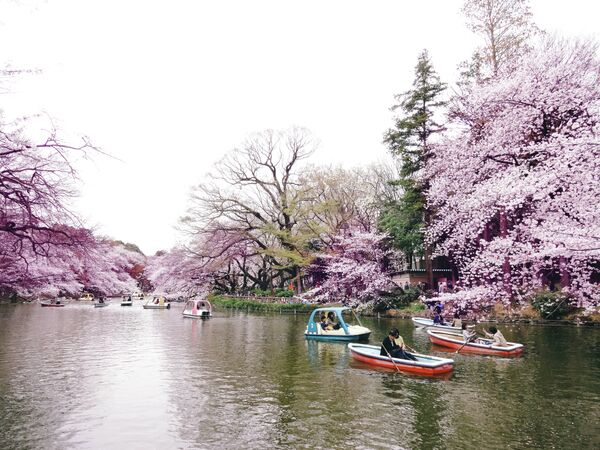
[220,294,304,304]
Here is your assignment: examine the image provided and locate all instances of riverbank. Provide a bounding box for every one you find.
[210,295,320,313]
[370,301,600,326]
[210,295,600,325]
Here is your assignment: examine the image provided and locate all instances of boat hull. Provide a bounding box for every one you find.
[427,330,524,357]
[348,343,454,376]
[143,304,171,310]
[304,332,371,342]
[120,302,133,306]
[94,303,109,308]
[183,311,211,319]
[41,303,65,307]
[411,317,464,335]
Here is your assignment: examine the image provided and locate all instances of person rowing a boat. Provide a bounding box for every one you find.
[483,326,508,346]
[461,323,476,342]
[380,328,417,361]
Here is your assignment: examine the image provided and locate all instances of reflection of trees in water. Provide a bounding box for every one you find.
[305,340,348,370]
[0,305,99,448]
[381,374,448,450]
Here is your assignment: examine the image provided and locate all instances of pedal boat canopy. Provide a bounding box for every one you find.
[305,307,371,341]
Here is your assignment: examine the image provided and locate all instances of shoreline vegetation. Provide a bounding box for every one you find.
[210,295,320,313]
[3,294,598,326]
[207,295,600,325]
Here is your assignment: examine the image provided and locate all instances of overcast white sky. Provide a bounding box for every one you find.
[1,0,598,254]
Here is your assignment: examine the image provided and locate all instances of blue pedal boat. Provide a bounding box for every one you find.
[305,307,371,341]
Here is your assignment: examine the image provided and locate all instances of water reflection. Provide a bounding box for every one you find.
[1,305,599,449]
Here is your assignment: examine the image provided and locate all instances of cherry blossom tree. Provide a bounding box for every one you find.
[424,38,600,311]
[0,100,98,298]
[1,230,145,299]
[307,229,396,306]
[145,247,211,298]
[81,239,145,296]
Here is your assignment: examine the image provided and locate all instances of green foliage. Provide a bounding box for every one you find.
[400,301,427,313]
[381,50,447,260]
[251,288,272,296]
[373,286,423,311]
[531,291,574,319]
[210,295,317,313]
[379,197,424,261]
[274,288,294,297]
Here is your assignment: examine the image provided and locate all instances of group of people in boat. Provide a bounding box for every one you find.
[432,305,463,327]
[381,306,511,361]
[433,305,508,345]
[380,323,510,362]
[319,311,341,331]
[461,323,508,346]
[380,328,417,361]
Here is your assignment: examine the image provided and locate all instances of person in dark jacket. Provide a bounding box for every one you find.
[380,328,417,360]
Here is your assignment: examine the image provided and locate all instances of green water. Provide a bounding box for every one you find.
[0,303,599,449]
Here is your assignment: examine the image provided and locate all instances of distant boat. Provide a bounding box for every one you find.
[182,299,212,319]
[121,296,133,306]
[348,343,455,376]
[40,300,65,307]
[304,307,371,341]
[143,296,171,310]
[427,329,524,357]
[78,293,94,301]
[94,299,109,308]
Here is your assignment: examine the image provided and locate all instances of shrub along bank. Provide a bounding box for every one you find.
[210,295,319,313]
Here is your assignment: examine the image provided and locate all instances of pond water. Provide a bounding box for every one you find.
[1,303,599,449]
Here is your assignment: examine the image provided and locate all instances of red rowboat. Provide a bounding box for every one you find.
[427,329,524,357]
[348,343,454,376]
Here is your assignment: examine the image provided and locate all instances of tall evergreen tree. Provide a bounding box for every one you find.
[380,50,446,288]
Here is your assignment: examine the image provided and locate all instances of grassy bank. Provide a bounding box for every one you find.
[210,295,319,313]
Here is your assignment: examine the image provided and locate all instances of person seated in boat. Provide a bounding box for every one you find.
[380,328,417,361]
[319,314,329,331]
[98,297,105,304]
[154,297,159,304]
[461,323,476,342]
[451,312,462,328]
[432,308,445,325]
[326,311,341,330]
[483,326,508,346]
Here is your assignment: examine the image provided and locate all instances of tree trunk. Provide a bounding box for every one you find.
[424,246,433,291]
[559,256,570,288]
[499,209,511,296]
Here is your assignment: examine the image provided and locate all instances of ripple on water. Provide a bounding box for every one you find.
[1,306,600,449]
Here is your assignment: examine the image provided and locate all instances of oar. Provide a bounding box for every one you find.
[405,343,418,355]
[382,342,401,373]
[455,331,477,354]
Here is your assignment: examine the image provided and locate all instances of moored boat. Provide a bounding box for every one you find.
[412,317,469,335]
[121,295,133,306]
[182,298,212,319]
[78,293,94,301]
[143,296,171,310]
[304,307,371,341]
[348,343,455,376]
[94,302,109,308]
[427,329,524,357]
